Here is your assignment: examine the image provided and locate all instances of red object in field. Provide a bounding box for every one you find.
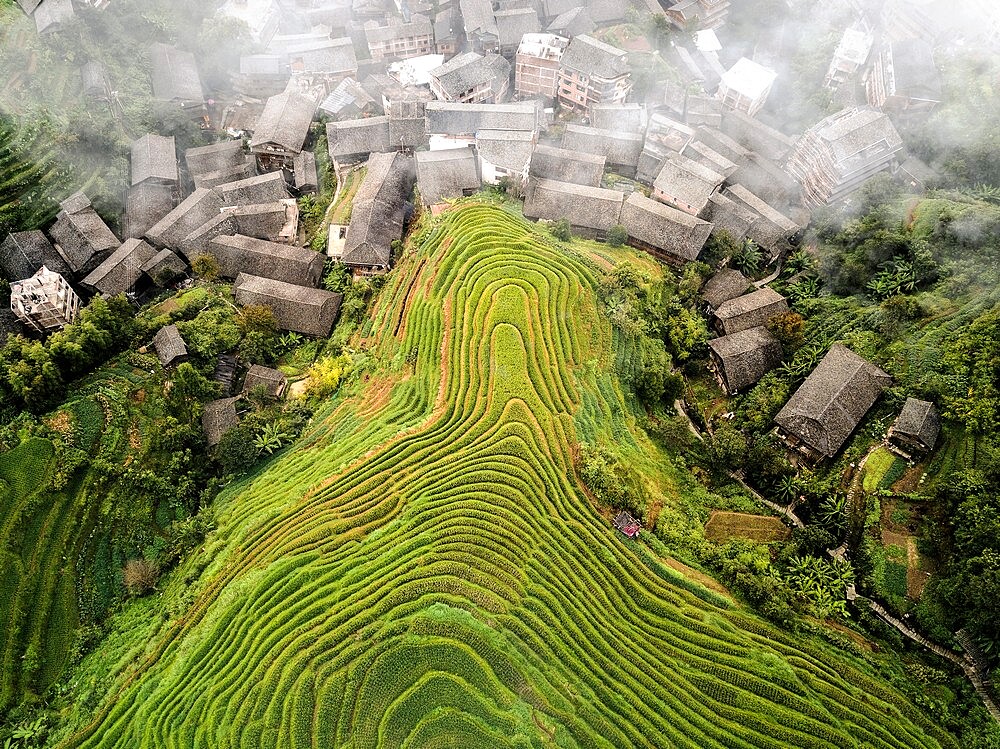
[613,511,641,539]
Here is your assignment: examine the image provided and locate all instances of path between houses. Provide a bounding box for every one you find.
[674,399,703,441]
[728,470,805,529]
[863,599,1000,723]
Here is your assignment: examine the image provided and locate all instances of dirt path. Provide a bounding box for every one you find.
[673,399,703,441]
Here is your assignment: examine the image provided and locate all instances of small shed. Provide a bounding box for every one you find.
[202,397,240,448]
[702,268,751,312]
[243,364,288,398]
[613,511,641,539]
[888,398,940,455]
[152,324,187,367]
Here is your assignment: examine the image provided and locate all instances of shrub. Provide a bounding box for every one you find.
[216,424,260,474]
[606,224,628,247]
[550,218,572,242]
[123,559,160,597]
[191,254,220,281]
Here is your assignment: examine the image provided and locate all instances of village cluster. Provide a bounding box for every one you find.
[1,0,991,456]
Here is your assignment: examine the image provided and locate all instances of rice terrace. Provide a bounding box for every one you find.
[50,204,953,748]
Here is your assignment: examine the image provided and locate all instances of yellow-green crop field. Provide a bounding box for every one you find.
[61,203,955,748]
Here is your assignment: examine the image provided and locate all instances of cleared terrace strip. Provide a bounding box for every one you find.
[64,204,956,749]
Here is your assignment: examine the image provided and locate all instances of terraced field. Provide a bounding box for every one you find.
[63,203,956,748]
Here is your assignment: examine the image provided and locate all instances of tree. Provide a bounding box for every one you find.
[708,426,747,471]
[216,424,260,474]
[167,362,219,422]
[606,224,628,247]
[191,253,220,281]
[767,311,806,352]
[238,304,277,335]
[550,219,572,242]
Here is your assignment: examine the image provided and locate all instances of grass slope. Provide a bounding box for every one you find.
[62,204,955,748]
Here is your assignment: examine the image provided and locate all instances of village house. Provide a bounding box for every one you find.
[274,35,358,80]
[716,57,776,117]
[720,109,795,164]
[141,249,187,288]
[775,343,892,461]
[515,34,567,101]
[319,78,381,120]
[459,0,500,53]
[708,326,782,394]
[47,192,120,278]
[9,266,80,333]
[81,61,109,100]
[556,34,631,115]
[865,38,942,117]
[722,184,801,259]
[683,140,738,179]
[185,141,257,190]
[712,287,787,335]
[701,267,751,313]
[146,188,225,252]
[496,8,541,58]
[665,0,729,31]
[388,100,429,151]
[152,323,187,368]
[125,183,176,241]
[613,510,641,539]
[547,6,594,38]
[131,134,179,187]
[522,178,625,238]
[82,238,157,298]
[429,52,512,104]
[243,364,288,398]
[341,152,416,273]
[207,235,325,287]
[236,54,290,99]
[1,230,72,282]
[327,117,392,165]
[652,152,725,217]
[425,102,543,144]
[233,273,343,336]
[824,26,873,90]
[476,129,535,185]
[785,107,904,207]
[149,43,205,115]
[365,14,435,62]
[434,8,462,56]
[529,143,605,187]
[250,91,318,172]
[218,172,291,207]
[561,124,642,175]
[33,0,74,34]
[888,397,941,456]
[592,103,647,134]
[414,148,481,207]
[202,397,241,448]
[637,114,697,184]
[619,193,713,266]
[293,151,319,195]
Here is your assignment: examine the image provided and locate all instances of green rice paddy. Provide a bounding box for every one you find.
[61,203,955,748]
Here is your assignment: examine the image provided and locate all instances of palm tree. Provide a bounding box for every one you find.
[255,423,291,454]
[776,474,798,504]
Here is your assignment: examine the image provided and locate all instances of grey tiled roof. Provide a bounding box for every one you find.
[48,205,120,277]
[343,152,415,268]
[415,148,481,205]
[495,8,540,48]
[149,43,204,104]
[890,397,940,451]
[1,231,70,281]
[142,248,187,287]
[529,143,604,186]
[243,364,287,396]
[234,273,343,337]
[146,188,224,250]
[591,103,645,133]
[82,238,157,296]
[34,0,73,34]
[202,397,240,448]
[425,101,541,135]
[217,172,290,207]
[249,92,317,153]
[713,287,787,335]
[185,141,248,178]
[559,34,628,79]
[125,182,175,240]
[476,129,534,172]
[209,234,324,287]
[619,192,712,262]
[430,52,511,98]
[547,6,594,36]
[153,324,187,367]
[775,343,891,458]
[326,116,392,159]
[131,134,178,186]
[561,124,642,168]
[522,177,624,232]
[709,326,782,393]
[701,267,750,311]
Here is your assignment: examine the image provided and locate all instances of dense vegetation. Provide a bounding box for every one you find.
[38,203,958,748]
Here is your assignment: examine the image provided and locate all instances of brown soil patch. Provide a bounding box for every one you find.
[812,618,878,652]
[46,411,73,435]
[156,298,180,314]
[892,463,927,494]
[704,511,791,543]
[661,556,732,598]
